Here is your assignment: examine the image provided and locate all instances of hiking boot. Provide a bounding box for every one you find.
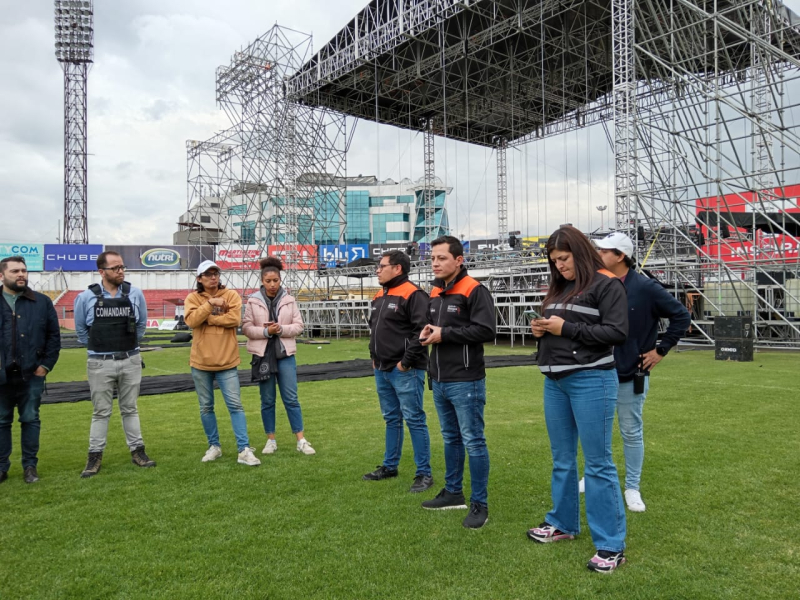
[527,522,576,543]
[362,465,398,481]
[131,446,156,468]
[81,452,103,479]
[262,439,277,454]
[0,471,8,484]
[296,439,316,455]
[421,488,467,510]
[463,503,489,529]
[202,445,222,462]
[409,474,434,493]
[23,466,39,484]
[587,550,626,573]
[624,489,646,512]
[237,447,261,466]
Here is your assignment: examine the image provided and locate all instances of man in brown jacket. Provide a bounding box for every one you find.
[184,260,260,466]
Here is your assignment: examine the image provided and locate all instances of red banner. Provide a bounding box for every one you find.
[215,246,318,271]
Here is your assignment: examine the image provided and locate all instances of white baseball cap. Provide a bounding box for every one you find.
[595,232,634,257]
[196,260,221,276]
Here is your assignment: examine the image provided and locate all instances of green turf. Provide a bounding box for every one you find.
[1,346,797,599]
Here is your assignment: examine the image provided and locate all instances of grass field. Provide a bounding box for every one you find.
[1,340,798,599]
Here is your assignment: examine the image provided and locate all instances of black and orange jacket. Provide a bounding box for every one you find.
[428,267,496,382]
[369,274,429,371]
[537,269,628,379]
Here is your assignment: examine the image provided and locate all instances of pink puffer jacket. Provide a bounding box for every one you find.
[242,291,304,357]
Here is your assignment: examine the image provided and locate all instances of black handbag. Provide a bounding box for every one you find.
[251,353,271,382]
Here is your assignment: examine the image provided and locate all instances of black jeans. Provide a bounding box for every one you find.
[0,371,46,471]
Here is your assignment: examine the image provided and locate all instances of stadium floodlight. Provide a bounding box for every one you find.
[54,0,93,244]
[54,0,94,63]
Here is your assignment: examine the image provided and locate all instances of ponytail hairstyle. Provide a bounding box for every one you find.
[543,225,605,307]
[259,256,283,280]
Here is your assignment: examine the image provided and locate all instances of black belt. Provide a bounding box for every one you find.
[92,350,140,361]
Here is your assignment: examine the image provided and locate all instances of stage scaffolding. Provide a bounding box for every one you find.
[284,0,800,346]
[183,26,349,294]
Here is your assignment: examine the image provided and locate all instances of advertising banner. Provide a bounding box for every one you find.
[368,243,411,259]
[216,245,318,271]
[0,243,44,271]
[215,247,262,270]
[44,244,104,271]
[318,244,369,268]
[106,245,214,270]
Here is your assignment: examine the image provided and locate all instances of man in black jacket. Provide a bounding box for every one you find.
[365,250,433,493]
[420,236,496,529]
[594,232,691,512]
[0,256,61,484]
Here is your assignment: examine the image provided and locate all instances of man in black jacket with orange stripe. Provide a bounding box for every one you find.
[364,250,433,493]
[420,236,496,529]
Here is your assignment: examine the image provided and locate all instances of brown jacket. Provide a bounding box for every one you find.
[184,287,242,371]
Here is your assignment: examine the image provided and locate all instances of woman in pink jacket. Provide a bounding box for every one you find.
[242,257,316,456]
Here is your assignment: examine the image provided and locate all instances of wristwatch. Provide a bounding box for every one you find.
[655,346,668,357]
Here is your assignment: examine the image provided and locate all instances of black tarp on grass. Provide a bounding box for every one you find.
[41,355,537,405]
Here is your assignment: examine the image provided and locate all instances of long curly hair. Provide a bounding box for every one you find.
[542,225,605,306]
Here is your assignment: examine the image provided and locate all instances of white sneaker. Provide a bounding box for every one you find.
[296,438,316,455]
[201,445,222,462]
[578,477,585,494]
[262,439,278,455]
[237,447,261,466]
[624,489,646,512]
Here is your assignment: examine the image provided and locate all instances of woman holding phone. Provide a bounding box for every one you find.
[242,257,316,456]
[527,225,629,573]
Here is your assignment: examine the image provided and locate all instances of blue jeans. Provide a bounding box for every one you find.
[374,367,431,477]
[432,379,489,507]
[543,370,626,552]
[260,355,304,435]
[191,367,250,452]
[616,378,649,491]
[0,374,45,471]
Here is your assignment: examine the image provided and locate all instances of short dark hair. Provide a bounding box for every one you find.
[612,248,635,269]
[430,235,463,258]
[259,256,284,279]
[0,256,26,273]
[382,250,410,275]
[96,251,121,270]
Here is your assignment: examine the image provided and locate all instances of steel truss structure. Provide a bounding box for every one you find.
[284,0,800,346]
[54,0,94,244]
[184,26,349,294]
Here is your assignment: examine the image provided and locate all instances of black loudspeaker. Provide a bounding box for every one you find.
[714,316,753,339]
[720,223,731,238]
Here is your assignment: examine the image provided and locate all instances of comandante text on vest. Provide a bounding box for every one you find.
[95,307,132,317]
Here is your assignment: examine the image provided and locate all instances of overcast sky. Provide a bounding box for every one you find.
[2,0,799,246]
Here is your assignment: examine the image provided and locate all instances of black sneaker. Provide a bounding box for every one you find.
[409,474,434,493]
[0,471,7,484]
[463,503,489,529]
[587,550,626,573]
[421,488,467,510]
[362,465,398,481]
[131,445,156,468]
[81,452,103,479]
[23,466,39,484]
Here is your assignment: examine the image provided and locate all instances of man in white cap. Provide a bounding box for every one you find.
[589,232,691,512]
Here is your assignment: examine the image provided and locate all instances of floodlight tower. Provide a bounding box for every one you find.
[54,0,93,244]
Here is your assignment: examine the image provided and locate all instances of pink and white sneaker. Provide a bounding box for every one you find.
[587,550,626,573]
[526,522,576,543]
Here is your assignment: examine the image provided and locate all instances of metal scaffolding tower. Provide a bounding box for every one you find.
[421,118,437,243]
[495,137,508,244]
[54,0,93,244]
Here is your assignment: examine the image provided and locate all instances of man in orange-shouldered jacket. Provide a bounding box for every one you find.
[364,250,433,494]
[420,236,496,529]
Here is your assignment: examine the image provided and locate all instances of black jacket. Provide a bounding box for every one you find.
[615,269,691,381]
[0,286,61,383]
[428,267,496,382]
[369,274,429,371]
[537,270,628,379]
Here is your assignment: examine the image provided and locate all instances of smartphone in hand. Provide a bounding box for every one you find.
[523,309,543,321]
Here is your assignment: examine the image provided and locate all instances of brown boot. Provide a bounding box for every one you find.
[131,445,156,468]
[81,452,103,478]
